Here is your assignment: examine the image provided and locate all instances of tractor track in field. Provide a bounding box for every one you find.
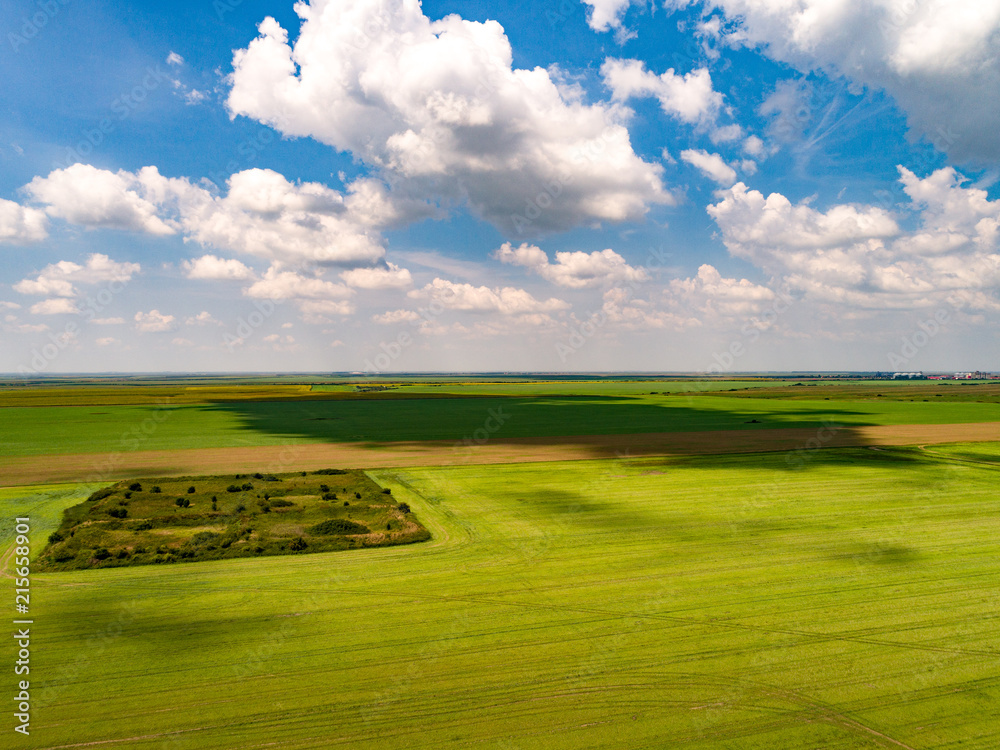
[3,421,1000,487]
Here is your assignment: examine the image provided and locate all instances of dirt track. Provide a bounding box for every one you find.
[3,421,999,487]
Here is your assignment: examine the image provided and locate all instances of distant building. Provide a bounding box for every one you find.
[891,372,924,379]
[953,372,974,379]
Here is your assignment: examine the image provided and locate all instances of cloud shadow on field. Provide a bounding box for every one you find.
[201,394,878,459]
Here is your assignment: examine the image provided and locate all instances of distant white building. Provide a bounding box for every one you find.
[891,372,924,379]
[953,372,974,379]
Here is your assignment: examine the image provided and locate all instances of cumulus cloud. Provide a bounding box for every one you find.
[408,278,570,315]
[707,167,1000,309]
[30,298,78,315]
[23,164,395,266]
[688,0,1000,162]
[185,311,221,326]
[0,198,48,244]
[372,309,422,325]
[340,262,413,290]
[25,164,175,235]
[583,0,639,40]
[602,58,722,125]
[134,309,176,332]
[181,254,254,280]
[14,254,140,298]
[495,242,649,288]
[680,149,738,185]
[226,0,671,234]
[95,337,120,346]
[668,263,777,317]
[244,267,353,301]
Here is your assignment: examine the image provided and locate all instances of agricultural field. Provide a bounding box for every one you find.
[4,444,999,748]
[35,469,427,571]
[4,381,1000,461]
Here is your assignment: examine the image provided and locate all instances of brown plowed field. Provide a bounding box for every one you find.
[3,421,999,486]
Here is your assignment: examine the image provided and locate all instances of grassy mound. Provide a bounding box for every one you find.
[35,468,429,570]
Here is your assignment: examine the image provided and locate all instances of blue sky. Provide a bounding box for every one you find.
[1,0,999,373]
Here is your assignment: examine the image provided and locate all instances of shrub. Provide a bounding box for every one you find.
[107,507,128,519]
[226,485,241,493]
[253,472,264,479]
[235,503,246,513]
[270,499,293,508]
[131,521,153,531]
[190,531,218,547]
[187,486,196,494]
[319,484,330,492]
[128,482,142,492]
[289,537,308,551]
[355,492,361,499]
[151,486,161,493]
[124,492,132,499]
[309,518,370,535]
[241,482,253,491]
[322,492,337,501]
[175,498,185,507]
[48,531,64,544]
[88,487,115,503]
[382,488,392,495]
[116,549,129,559]
[343,501,350,506]
[93,548,111,560]
[211,500,218,511]
[313,468,346,475]
[398,502,411,514]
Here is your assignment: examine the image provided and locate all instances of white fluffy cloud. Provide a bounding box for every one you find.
[688,0,1000,162]
[602,58,722,126]
[495,242,649,288]
[134,310,176,332]
[680,149,737,185]
[25,164,175,235]
[583,0,638,39]
[244,267,354,301]
[181,255,254,280]
[0,198,48,244]
[669,263,777,316]
[707,167,1000,309]
[23,165,393,266]
[30,298,78,315]
[372,309,422,325]
[14,254,140,298]
[227,0,671,234]
[340,262,413,290]
[408,278,570,315]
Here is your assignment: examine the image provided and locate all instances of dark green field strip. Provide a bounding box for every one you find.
[6,396,1000,458]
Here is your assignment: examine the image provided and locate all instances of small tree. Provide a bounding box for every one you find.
[187,486,196,494]
[151,486,162,493]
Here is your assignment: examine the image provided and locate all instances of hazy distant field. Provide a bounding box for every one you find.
[6,446,999,748]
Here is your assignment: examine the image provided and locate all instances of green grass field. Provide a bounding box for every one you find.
[5,393,1000,457]
[8,445,999,748]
